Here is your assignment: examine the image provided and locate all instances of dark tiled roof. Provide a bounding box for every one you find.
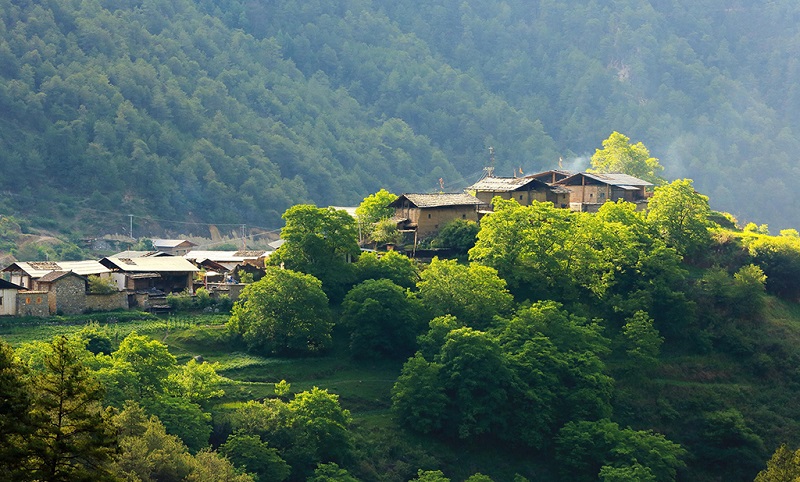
[0,279,23,290]
[390,193,483,208]
[36,271,81,283]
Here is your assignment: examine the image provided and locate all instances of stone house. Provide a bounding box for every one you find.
[2,260,111,290]
[389,193,483,240]
[554,172,652,212]
[467,176,571,209]
[34,271,88,315]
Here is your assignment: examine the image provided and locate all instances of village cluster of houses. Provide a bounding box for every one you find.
[392,169,652,239]
[0,169,651,317]
[0,239,275,317]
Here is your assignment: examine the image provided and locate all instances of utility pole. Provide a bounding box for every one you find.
[241,224,247,250]
[129,214,134,241]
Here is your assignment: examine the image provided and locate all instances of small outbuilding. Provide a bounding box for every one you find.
[0,278,22,316]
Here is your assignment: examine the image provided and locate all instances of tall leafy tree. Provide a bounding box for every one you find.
[269,205,361,302]
[647,179,712,257]
[417,257,513,329]
[589,132,665,185]
[228,267,333,355]
[341,279,425,359]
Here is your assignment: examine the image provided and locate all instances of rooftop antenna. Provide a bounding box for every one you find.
[483,146,495,179]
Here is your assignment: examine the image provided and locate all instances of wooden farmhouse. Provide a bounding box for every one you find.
[151,239,198,256]
[468,176,571,209]
[555,172,652,212]
[389,193,483,239]
[101,256,199,294]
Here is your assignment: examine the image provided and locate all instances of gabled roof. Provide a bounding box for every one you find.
[100,256,199,273]
[2,261,111,278]
[556,172,653,187]
[111,250,171,258]
[467,176,551,192]
[184,250,270,263]
[527,169,575,183]
[330,206,358,218]
[0,279,23,290]
[151,239,198,249]
[268,239,285,250]
[389,193,483,208]
[36,270,86,283]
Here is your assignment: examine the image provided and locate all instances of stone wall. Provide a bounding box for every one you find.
[16,291,49,317]
[50,276,87,315]
[85,292,128,312]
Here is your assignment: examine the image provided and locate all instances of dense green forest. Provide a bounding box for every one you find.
[1,0,800,234]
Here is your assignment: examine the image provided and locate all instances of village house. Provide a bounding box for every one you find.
[34,270,88,315]
[151,239,198,256]
[554,172,652,212]
[101,255,199,294]
[389,193,483,240]
[184,250,271,272]
[2,260,111,289]
[467,175,571,209]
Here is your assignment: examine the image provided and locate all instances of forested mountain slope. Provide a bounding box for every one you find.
[2,0,799,232]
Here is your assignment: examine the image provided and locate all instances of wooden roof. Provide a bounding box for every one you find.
[556,172,652,187]
[100,256,199,273]
[389,193,483,208]
[467,176,550,192]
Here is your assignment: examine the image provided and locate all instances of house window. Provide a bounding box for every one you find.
[36,297,42,303]
[428,214,431,219]
[0,296,3,306]
[519,195,523,200]
[25,297,31,304]
[462,214,466,219]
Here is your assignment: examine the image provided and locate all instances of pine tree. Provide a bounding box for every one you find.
[28,336,117,482]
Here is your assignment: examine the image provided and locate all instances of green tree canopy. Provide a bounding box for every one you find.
[28,336,118,481]
[589,131,665,185]
[356,189,398,226]
[354,250,419,289]
[341,279,425,359]
[417,257,513,329]
[646,179,712,257]
[228,267,333,356]
[269,205,361,302]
